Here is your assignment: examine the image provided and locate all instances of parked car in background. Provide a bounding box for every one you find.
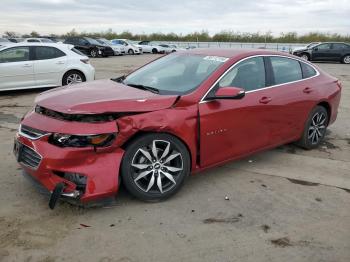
[138,41,167,54]
[158,44,184,53]
[293,42,350,64]
[111,39,142,55]
[64,37,114,58]
[24,38,55,43]
[0,43,95,91]
[291,42,321,54]
[96,38,125,55]
[14,49,341,208]
[7,38,24,43]
[0,38,11,46]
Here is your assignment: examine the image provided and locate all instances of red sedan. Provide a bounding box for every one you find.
[14,49,342,208]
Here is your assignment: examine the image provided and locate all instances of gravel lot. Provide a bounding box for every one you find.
[0,54,349,262]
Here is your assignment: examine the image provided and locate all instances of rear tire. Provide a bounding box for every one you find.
[62,70,85,86]
[341,55,350,64]
[121,133,190,202]
[296,106,328,149]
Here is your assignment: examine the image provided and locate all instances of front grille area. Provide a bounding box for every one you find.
[20,125,49,140]
[18,144,42,169]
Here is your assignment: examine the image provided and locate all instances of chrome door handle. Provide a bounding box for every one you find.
[22,64,32,67]
[56,61,65,64]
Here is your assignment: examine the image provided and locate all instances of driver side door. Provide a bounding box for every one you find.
[199,57,273,167]
[312,43,332,61]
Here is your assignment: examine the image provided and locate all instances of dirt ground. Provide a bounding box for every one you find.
[0,54,349,262]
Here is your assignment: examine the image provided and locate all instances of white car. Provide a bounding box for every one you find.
[96,38,125,55]
[111,39,142,55]
[23,38,55,43]
[158,44,185,53]
[0,43,95,91]
[138,41,167,54]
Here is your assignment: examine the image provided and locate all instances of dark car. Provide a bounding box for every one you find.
[293,42,350,64]
[64,37,114,58]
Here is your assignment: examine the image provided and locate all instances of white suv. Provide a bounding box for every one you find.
[0,43,95,91]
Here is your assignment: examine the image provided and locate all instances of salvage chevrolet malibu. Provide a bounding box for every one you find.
[14,49,342,208]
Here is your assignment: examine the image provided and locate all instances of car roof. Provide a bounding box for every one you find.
[0,42,74,49]
[184,48,296,59]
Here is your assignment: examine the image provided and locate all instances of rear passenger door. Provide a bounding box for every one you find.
[33,46,67,86]
[266,56,316,143]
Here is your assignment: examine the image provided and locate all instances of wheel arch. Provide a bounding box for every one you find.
[341,53,350,63]
[317,101,331,125]
[119,130,193,172]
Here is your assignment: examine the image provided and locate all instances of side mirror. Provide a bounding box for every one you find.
[313,47,318,51]
[207,87,245,100]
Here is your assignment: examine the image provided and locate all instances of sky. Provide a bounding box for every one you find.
[0,0,349,36]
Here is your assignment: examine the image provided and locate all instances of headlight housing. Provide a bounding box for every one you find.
[49,133,116,148]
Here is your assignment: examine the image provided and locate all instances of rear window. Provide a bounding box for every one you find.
[270,57,302,85]
[300,62,317,79]
[71,47,85,56]
[35,46,66,60]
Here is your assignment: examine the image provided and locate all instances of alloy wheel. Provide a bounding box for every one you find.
[66,74,83,85]
[130,140,183,194]
[90,50,97,57]
[308,112,327,145]
[343,55,350,64]
[301,54,309,60]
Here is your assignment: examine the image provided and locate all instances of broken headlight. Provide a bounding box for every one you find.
[49,133,116,148]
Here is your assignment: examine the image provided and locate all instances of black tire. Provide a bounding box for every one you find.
[300,53,310,61]
[62,70,86,86]
[341,54,350,64]
[152,48,158,54]
[296,106,328,149]
[90,48,98,58]
[128,49,134,55]
[121,133,190,202]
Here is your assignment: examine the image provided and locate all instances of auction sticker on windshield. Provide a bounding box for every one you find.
[203,56,229,63]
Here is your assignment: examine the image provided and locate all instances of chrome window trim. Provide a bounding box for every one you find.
[199,54,320,103]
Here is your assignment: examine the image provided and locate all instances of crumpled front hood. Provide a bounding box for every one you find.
[35,79,178,114]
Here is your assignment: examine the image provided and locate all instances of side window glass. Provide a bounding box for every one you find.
[270,57,302,84]
[316,44,331,50]
[78,39,87,45]
[332,44,346,50]
[0,47,30,63]
[35,47,65,60]
[300,62,317,79]
[217,57,266,91]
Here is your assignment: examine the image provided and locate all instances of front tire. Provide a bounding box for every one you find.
[152,48,158,54]
[128,49,134,55]
[121,133,190,202]
[341,55,350,64]
[90,48,98,58]
[300,53,310,61]
[297,106,328,149]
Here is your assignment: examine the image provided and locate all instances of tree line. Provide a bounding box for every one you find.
[3,29,350,43]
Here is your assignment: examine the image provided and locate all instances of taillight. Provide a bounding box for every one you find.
[80,59,90,64]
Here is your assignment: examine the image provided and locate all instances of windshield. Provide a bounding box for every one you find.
[306,43,319,48]
[123,54,227,95]
[86,37,102,45]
